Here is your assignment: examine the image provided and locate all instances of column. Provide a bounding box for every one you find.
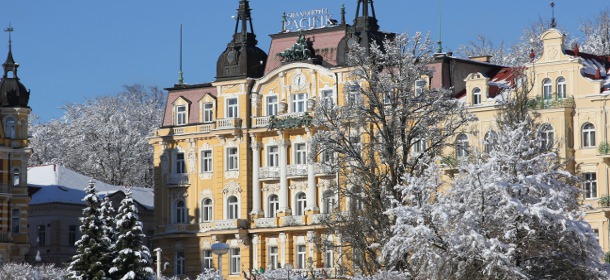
[279,232,287,266]
[306,133,318,213]
[252,234,260,270]
[251,139,262,216]
[279,133,291,214]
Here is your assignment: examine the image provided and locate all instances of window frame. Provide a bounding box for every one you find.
[227,196,239,220]
[322,191,337,214]
[321,89,334,109]
[226,147,239,171]
[175,200,187,224]
[68,225,77,246]
[267,194,279,218]
[266,95,278,116]
[295,192,307,216]
[584,172,597,199]
[37,225,46,246]
[472,87,481,105]
[539,124,554,150]
[292,93,308,113]
[229,248,241,275]
[294,143,307,165]
[202,102,214,123]
[268,246,279,270]
[557,77,566,99]
[176,152,186,174]
[267,145,279,167]
[176,251,185,276]
[484,130,498,153]
[226,98,239,119]
[296,245,307,269]
[582,123,596,148]
[201,198,213,222]
[175,105,187,125]
[202,250,213,270]
[200,150,213,173]
[456,134,469,160]
[542,78,552,100]
[11,209,19,234]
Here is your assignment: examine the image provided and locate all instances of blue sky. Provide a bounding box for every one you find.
[2,0,608,121]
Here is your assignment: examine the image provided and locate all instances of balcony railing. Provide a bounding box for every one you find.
[315,163,335,175]
[260,166,280,179]
[216,118,242,130]
[168,174,190,186]
[527,96,574,110]
[0,232,12,242]
[309,213,328,225]
[254,217,278,228]
[287,164,308,177]
[199,123,216,133]
[281,215,306,226]
[252,116,271,128]
[214,219,248,230]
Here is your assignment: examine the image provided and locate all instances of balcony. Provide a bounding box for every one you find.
[253,112,313,130]
[308,213,328,225]
[281,215,306,227]
[260,166,280,179]
[214,219,249,230]
[216,118,242,130]
[165,224,189,233]
[315,163,335,175]
[168,174,190,187]
[252,116,271,128]
[199,222,213,232]
[0,232,12,242]
[254,217,278,228]
[527,96,574,110]
[198,123,216,133]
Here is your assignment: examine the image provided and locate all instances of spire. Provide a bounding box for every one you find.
[3,23,17,79]
[178,24,184,85]
[550,1,557,28]
[354,0,379,32]
[235,0,255,45]
[341,4,346,25]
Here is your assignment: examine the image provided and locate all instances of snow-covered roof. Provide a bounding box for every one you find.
[27,164,154,210]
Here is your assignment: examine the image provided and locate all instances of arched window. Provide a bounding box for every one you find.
[175,200,186,224]
[4,117,15,139]
[557,77,566,99]
[472,87,481,105]
[539,124,554,149]
[295,192,307,216]
[267,194,279,218]
[484,130,498,153]
[227,196,239,219]
[19,119,26,140]
[201,199,213,222]
[456,134,469,160]
[582,123,596,148]
[322,191,337,214]
[542,78,552,100]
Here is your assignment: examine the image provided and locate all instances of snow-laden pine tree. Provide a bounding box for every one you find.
[100,196,117,273]
[109,189,154,280]
[384,76,609,279]
[67,181,112,280]
[311,32,473,275]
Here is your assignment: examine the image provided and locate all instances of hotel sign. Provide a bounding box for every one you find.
[285,8,336,31]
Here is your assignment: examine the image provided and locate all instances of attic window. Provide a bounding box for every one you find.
[175,105,187,125]
[472,88,481,105]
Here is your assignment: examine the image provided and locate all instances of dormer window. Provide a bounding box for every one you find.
[202,102,214,123]
[472,88,481,105]
[175,105,187,125]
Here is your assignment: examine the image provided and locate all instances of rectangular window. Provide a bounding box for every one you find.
[267,146,279,167]
[324,247,335,268]
[347,84,360,105]
[176,152,186,174]
[584,172,597,199]
[415,79,427,96]
[176,105,187,125]
[295,143,307,165]
[321,89,334,108]
[350,135,362,154]
[267,96,278,116]
[292,93,308,113]
[203,102,214,123]
[37,225,46,246]
[203,250,213,270]
[176,251,185,275]
[321,150,335,164]
[201,150,213,173]
[68,225,77,246]
[230,248,241,275]
[269,246,279,270]
[226,98,238,118]
[296,245,307,269]
[227,147,239,171]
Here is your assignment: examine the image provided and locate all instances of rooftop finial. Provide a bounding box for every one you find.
[282,12,287,32]
[550,1,557,28]
[178,24,184,85]
[341,4,346,25]
[4,23,13,52]
[437,0,443,53]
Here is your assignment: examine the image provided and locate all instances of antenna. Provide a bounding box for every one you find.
[550,1,557,28]
[178,24,184,85]
[437,0,443,53]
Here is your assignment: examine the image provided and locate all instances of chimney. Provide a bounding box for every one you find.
[469,55,492,63]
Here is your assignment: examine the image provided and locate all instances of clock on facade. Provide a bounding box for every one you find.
[292,73,306,90]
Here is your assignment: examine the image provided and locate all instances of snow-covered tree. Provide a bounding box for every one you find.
[0,263,67,279]
[100,196,117,273]
[29,84,164,187]
[384,75,609,279]
[456,35,512,66]
[312,32,473,275]
[579,9,610,56]
[109,189,154,280]
[67,181,112,280]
